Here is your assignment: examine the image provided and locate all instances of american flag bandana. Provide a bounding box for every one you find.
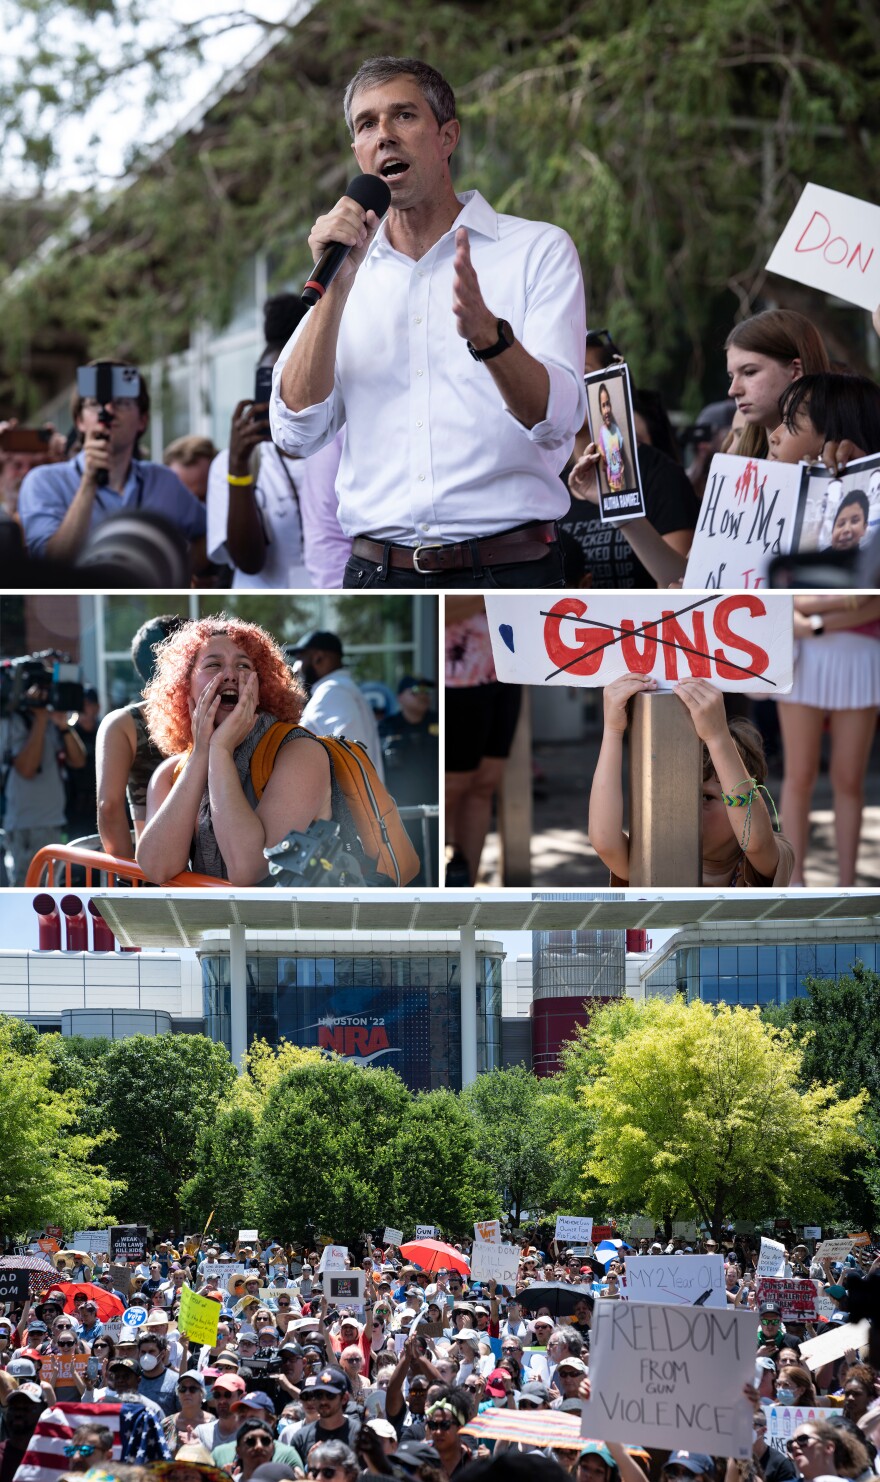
[12,1400,172,1482]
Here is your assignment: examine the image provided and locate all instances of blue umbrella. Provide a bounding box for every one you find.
[595,1238,631,1266]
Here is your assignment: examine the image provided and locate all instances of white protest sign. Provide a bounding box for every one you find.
[485,592,793,695]
[103,1318,123,1343]
[756,1238,787,1278]
[383,1228,403,1247]
[623,1255,726,1308]
[672,1222,699,1241]
[684,456,808,590]
[629,1218,656,1240]
[582,1301,757,1457]
[803,1227,822,1240]
[755,1277,819,1322]
[72,1230,111,1254]
[122,1308,147,1327]
[815,1238,854,1261]
[415,1225,437,1239]
[555,1216,594,1243]
[814,1290,838,1322]
[765,183,880,313]
[200,1261,248,1280]
[469,1242,521,1287]
[238,1230,259,1243]
[800,1319,870,1372]
[474,1220,502,1244]
[318,1244,348,1273]
[762,1403,836,1455]
[325,1268,365,1313]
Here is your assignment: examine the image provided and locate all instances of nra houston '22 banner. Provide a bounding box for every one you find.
[281,985,433,1090]
[485,592,793,693]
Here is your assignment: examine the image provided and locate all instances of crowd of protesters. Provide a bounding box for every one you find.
[2,1227,880,1482]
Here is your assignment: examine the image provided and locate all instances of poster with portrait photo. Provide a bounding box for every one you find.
[791,452,880,555]
[584,362,646,524]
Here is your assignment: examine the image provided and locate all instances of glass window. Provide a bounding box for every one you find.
[316,958,334,986]
[700,947,718,975]
[429,957,448,986]
[758,975,777,1005]
[295,958,315,987]
[758,946,777,976]
[335,958,353,987]
[718,947,738,976]
[409,957,430,988]
[352,957,372,987]
[737,979,758,1006]
[372,958,392,986]
[737,946,757,976]
[701,977,719,1003]
[392,957,411,987]
[836,944,858,975]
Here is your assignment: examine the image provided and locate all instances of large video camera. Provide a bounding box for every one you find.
[0,651,85,718]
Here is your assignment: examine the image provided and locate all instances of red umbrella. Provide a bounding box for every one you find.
[62,1281,125,1322]
[399,1239,470,1275]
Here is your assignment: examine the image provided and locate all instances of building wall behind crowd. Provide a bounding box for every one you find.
[642,921,880,1005]
[199,935,504,1092]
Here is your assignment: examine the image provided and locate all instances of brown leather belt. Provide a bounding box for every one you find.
[351,522,558,574]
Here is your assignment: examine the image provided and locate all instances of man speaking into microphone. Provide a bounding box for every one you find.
[270,55,586,589]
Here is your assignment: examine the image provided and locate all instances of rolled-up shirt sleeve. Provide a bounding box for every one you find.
[504,226,587,448]
[270,318,346,459]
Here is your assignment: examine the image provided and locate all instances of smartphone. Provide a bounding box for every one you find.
[253,364,273,440]
[0,428,52,454]
[87,1356,103,1382]
[77,363,142,404]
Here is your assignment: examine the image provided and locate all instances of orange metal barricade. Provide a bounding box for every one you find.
[25,843,222,889]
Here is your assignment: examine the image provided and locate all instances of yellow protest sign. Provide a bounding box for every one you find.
[178,1284,220,1346]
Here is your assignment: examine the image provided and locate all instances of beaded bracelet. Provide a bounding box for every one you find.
[721,776,780,849]
[227,473,254,486]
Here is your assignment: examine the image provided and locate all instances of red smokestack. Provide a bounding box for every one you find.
[32,894,61,952]
[60,894,87,952]
[87,899,116,953]
[626,929,648,953]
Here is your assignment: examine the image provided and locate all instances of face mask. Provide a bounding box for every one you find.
[776,1387,795,1405]
[139,1354,159,1373]
[490,1395,507,1407]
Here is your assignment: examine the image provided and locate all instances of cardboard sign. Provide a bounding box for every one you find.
[672,1223,699,1241]
[582,1300,757,1457]
[110,1226,147,1264]
[383,1228,403,1247]
[622,1255,726,1308]
[756,1238,787,1278]
[469,1242,521,1287]
[685,455,812,589]
[110,1264,131,1296]
[762,1403,836,1454]
[474,1220,502,1244]
[0,1268,30,1301]
[485,592,794,695]
[415,1225,437,1239]
[555,1216,594,1243]
[72,1230,111,1255]
[755,1277,819,1321]
[178,1284,221,1346]
[800,1319,870,1372]
[318,1244,348,1274]
[765,183,880,313]
[814,1239,854,1261]
[238,1229,259,1243]
[582,362,646,523]
[629,1218,656,1240]
[803,1227,822,1240]
[326,1269,366,1312]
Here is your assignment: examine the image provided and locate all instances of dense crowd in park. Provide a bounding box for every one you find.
[2,1226,880,1482]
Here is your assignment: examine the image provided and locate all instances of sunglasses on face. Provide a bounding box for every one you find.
[426,1419,455,1432]
[56,1342,76,1350]
[243,1437,273,1450]
[787,1436,819,1455]
[179,1386,202,1394]
[63,1445,95,1457]
[307,1470,342,1480]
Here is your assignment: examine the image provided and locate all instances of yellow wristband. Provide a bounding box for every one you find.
[227,473,254,486]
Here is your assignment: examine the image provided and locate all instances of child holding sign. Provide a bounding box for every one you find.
[589,675,794,886]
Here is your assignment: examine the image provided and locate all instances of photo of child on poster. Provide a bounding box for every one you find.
[583,363,646,523]
[793,453,880,554]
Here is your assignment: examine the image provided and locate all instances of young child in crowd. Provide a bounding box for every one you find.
[589,673,794,886]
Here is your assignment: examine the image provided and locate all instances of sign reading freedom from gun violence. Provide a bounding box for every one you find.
[582,1301,758,1457]
[484,593,794,694]
[623,1255,726,1308]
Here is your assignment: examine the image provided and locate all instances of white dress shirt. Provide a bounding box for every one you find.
[270,190,587,545]
[206,436,350,588]
[300,668,386,783]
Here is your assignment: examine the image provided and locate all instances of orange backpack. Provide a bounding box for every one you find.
[251,721,420,886]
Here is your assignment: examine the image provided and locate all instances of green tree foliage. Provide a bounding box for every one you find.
[3,0,879,412]
[461,1065,557,1224]
[180,1101,260,1236]
[0,1016,120,1235]
[390,1089,500,1235]
[92,1033,237,1229]
[561,997,867,1238]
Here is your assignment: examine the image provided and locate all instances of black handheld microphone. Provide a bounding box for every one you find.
[301,174,392,307]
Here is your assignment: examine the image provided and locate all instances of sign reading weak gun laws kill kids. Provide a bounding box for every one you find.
[485,592,793,694]
[582,1301,758,1457]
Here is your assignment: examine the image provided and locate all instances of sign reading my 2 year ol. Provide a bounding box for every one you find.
[484,593,794,695]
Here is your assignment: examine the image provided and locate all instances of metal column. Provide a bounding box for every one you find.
[460,924,478,1087]
[628,692,702,886]
[229,923,248,1070]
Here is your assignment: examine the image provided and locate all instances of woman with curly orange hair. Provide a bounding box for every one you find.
[136,617,333,884]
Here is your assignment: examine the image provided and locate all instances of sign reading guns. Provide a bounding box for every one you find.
[484,593,794,693]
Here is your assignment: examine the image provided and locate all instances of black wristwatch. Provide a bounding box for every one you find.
[467,318,515,362]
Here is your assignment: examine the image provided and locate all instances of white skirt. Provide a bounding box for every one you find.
[778,631,880,710]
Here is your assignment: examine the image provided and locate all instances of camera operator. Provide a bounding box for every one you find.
[1,675,86,885]
[17,360,207,573]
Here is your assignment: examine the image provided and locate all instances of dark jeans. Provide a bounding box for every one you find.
[342,545,566,590]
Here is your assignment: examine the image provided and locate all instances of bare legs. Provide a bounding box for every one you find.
[778,701,877,885]
[445,756,508,885]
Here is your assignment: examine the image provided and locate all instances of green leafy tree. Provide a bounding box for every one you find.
[93,1033,237,1230]
[255,1057,412,1244]
[0,1017,120,1235]
[562,997,867,1238]
[390,1089,500,1238]
[461,1065,557,1224]
[180,1100,260,1238]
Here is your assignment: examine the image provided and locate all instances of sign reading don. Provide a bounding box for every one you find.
[485,593,793,695]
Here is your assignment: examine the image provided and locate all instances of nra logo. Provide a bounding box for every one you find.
[319,1023,391,1057]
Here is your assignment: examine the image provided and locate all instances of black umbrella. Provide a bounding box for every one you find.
[518,1280,597,1317]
